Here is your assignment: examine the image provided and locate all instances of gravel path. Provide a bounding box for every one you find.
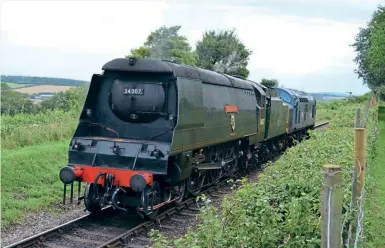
[1,200,86,247]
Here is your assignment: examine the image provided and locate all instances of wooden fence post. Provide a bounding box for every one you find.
[347,111,367,245]
[322,164,342,248]
[354,128,366,199]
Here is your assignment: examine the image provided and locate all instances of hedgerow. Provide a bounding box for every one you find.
[150,100,378,247]
[1,110,78,149]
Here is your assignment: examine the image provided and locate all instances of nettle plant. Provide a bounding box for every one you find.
[149,101,378,248]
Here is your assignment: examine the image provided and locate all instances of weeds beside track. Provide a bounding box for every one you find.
[150,100,378,248]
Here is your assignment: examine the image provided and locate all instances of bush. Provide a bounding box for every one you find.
[39,85,88,112]
[1,85,88,148]
[1,83,88,116]
[1,83,38,115]
[1,110,79,149]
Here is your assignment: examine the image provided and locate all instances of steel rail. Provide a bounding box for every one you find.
[95,198,198,248]
[4,207,112,248]
[314,121,330,129]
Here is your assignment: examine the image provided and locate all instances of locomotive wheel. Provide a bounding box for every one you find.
[239,153,251,175]
[207,147,223,184]
[188,171,206,196]
[227,158,238,177]
[146,181,162,220]
[174,181,187,206]
[84,183,102,214]
[305,131,310,140]
[208,169,222,185]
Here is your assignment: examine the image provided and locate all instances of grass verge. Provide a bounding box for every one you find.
[1,141,70,227]
[365,104,385,247]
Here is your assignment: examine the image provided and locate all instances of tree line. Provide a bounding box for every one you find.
[127,25,279,86]
[1,83,88,115]
[1,75,89,86]
[352,5,385,99]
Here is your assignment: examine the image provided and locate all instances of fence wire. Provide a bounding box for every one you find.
[323,169,367,248]
[324,97,375,248]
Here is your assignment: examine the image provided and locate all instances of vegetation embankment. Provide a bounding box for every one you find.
[150,97,378,247]
[1,85,86,226]
[1,110,78,149]
[365,103,385,247]
[1,83,87,148]
[1,141,70,227]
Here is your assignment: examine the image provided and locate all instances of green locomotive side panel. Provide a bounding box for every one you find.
[171,77,204,152]
[233,86,260,138]
[171,77,262,154]
[202,83,259,143]
[265,97,289,139]
[200,83,235,144]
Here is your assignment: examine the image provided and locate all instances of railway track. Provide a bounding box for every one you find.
[6,122,329,248]
[6,182,234,248]
[314,121,330,130]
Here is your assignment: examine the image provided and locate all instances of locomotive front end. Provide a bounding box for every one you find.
[59,58,181,217]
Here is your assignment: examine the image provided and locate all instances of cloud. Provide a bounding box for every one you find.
[0,0,376,94]
[227,15,361,75]
[1,1,169,55]
[164,3,363,75]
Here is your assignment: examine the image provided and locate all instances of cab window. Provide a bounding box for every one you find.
[280,91,291,104]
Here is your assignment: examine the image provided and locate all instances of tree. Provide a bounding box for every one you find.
[40,85,88,112]
[367,6,385,86]
[126,25,197,66]
[260,79,279,88]
[352,5,385,89]
[1,83,37,115]
[195,29,252,78]
[128,46,150,59]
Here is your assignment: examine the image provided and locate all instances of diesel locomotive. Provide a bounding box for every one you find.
[59,58,316,218]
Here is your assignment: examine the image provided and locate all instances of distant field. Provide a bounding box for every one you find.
[1,82,31,88]
[15,85,73,94]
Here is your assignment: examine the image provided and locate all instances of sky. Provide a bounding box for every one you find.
[0,0,383,95]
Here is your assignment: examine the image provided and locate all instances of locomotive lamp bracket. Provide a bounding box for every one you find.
[72,141,84,151]
[128,57,137,66]
[111,144,125,155]
[151,149,164,158]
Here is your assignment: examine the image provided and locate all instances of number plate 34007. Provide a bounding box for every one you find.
[124,88,144,95]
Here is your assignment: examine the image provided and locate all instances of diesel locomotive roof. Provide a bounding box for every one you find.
[102,58,261,91]
[278,87,315,101]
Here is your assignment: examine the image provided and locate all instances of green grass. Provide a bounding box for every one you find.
[365,104,385,247]
[316,100,353,123]
[1,82,31,88]
[1,141,70,227]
